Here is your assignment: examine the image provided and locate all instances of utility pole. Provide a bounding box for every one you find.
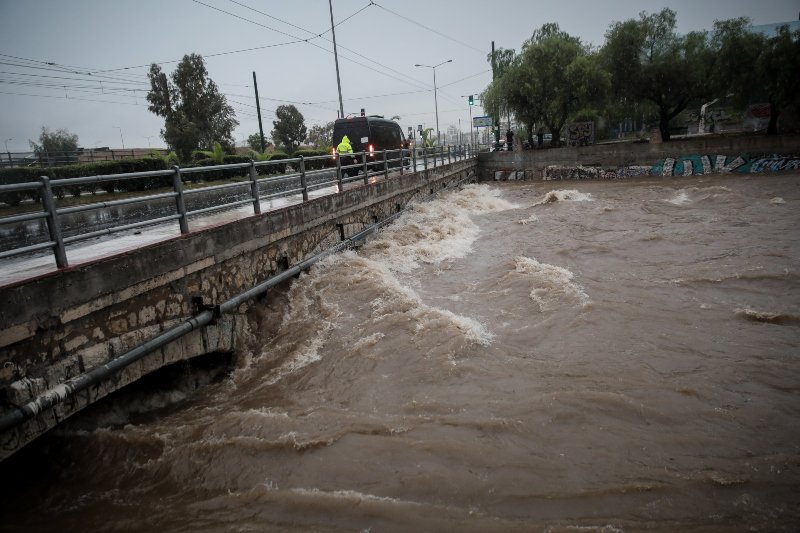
[253,71,266,152]
[491,41,499,149]
[329,0,345,119]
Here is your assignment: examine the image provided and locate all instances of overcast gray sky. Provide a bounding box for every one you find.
[1,0,797,151]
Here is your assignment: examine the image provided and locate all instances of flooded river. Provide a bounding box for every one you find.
[1,173,799,531]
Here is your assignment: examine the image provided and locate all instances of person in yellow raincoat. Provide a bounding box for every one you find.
[336,135,356,176]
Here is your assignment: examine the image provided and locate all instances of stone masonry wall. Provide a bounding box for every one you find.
[0,161,477,459]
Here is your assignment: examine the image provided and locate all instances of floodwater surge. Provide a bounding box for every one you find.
[1,174,799,532]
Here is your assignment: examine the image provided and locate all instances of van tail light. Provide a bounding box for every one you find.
[331,147,337,157]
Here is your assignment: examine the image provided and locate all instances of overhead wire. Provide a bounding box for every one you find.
[1,3,485,127]
[227,0,432,92]
[190,0,434,93]
[370,1,486,54]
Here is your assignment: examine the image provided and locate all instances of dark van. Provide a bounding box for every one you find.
[332,116,407,175]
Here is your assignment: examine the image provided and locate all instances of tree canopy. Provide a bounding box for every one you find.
[712,19,800,134]
[306,121,335,148]
[484,23,608,147]
[147,53,238,160]
[271,105,307,154]
[247,132,268,152]
[29,127,79,157]
[602,8,715,141]
[482,10,800,143]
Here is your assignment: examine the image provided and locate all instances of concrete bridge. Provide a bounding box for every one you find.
[0,156,478,460]
[2,133,798,460]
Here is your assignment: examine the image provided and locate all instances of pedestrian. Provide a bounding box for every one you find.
[336,135,355,176]
[506,129,514,151]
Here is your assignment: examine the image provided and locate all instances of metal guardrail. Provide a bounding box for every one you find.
[0,144,478,269]
[1,148,168,168]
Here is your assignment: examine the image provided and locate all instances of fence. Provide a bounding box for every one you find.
[1,149,168,168]
[0,145,477,269]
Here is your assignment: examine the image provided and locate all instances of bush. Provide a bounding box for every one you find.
[0,167,43,206]
[0,158,172,205]
[187,157,250,182]
[253,152,290,175]
[294,148,334,170]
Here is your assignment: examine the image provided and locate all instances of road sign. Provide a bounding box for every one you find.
[473,116,492,128]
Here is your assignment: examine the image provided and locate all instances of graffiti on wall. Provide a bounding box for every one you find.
[543,154,800,180]
[567,122,594,147]
[652,154,800,176]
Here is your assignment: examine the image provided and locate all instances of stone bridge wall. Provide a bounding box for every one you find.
[0,161,477,459]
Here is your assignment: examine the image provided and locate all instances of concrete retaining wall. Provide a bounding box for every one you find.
[0,160,477,459]
[478,135,800,181]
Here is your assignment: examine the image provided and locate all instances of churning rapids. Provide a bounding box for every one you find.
[1,174,799,532]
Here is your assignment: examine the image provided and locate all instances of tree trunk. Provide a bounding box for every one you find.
[659,108,671,143]
[766,100,780,136]
[526,124,534,148]
[550,127,562,148]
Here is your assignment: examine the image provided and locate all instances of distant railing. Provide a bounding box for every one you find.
[0,145,477,269]
[0,149,169,168]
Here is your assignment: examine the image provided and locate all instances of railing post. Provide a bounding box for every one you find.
[363,152,369,184]
[249,160,261,215]
[383,149,389,179]
[299,155,309,202]
[412,146,417,173]
[433,146,437,169]
[448,145,451,165]
[335,153,343,192]
[399,149,404,176]
[423,147,428,174]
[172,165,189,234]
[40,176,68,268]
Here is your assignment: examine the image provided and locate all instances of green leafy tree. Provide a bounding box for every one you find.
[146,53,238,161]
[247,132,267,152]
[271,104,307,154]
[306,121,335,148]
[602,9,714,141]
[30,127,79,160]
[712,19,800,134]
[485,24,608,147]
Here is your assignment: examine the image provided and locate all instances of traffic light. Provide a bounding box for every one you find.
[468,95,474,106]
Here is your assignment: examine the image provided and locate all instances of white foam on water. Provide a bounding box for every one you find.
[770,197,786,205]
[667,186,736,206]
[513,256,590,311]
[363,184,518,274]
[248,185,513,383]
[517,213,539,225]
[735,307,799,325]
[666,190,691,205]
[352,332,385,353]
[533,189,594,206]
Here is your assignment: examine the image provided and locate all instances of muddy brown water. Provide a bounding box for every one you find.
[1,174,799,532]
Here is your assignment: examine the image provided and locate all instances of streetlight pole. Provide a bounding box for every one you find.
[113,126,125,149]
[415,59,452,146]
[4,138,13,167]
